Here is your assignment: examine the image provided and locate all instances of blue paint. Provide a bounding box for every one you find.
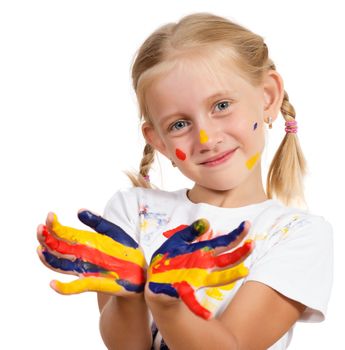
[192,221,245,251]
[42,249,106,274]
[149,282,179,298]
[117,279,145,293]
[253,122,258,130]
[78,210,139,248]
[151,220,245,261]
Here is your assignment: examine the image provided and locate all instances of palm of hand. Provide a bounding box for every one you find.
[37,210,146,296]
[147,219,253,319]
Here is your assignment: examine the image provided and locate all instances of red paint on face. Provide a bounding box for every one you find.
[175,148,186,161]
[42,226,145,284]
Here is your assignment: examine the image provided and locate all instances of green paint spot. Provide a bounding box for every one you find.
[193,218,209,236]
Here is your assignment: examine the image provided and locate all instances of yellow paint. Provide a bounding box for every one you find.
[252,233,268,241]
[199,129,209,144]
[149,264,248,288]
[140,219,149,232]
[219,281,236,291]
[52,214,145,266]
[200,296,217,311]
[281,227,289,234]
[206,287,224,300]
[246,152,260,170]
[52,277,123,294]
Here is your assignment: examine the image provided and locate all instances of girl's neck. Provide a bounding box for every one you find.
[187,170,268,209]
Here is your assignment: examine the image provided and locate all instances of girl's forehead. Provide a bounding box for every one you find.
[152,49,252,92]
[148,54,250,99]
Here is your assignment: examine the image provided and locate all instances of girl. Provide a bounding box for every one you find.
[37,12,333,350]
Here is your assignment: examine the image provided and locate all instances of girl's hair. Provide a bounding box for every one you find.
[129,12,307,206]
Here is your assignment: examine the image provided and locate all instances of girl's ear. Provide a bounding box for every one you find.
[262,70,284,122]
[141,121,169,157]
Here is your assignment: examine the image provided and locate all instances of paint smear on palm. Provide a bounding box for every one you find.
[42,226,145,285]
[149,263,249,288]
[199,129,209,144]
[151,240,253,272]
[51,214,144,266]
[246,152,260,170]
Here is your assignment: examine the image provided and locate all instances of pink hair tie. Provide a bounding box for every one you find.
[285,120,298,134]
[144,175,150,182]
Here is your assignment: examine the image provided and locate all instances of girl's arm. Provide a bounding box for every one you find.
[98,293,152,350]
[146,280,305,350]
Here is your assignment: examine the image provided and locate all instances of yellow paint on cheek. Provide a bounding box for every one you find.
[246,152,260,170]
[199,129,209,144]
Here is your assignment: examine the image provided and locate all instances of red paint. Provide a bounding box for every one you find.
[42,226,145,284]
[152,240,253,273]
[215,240,253,267]
[173,281,211,319]
[163,224,189,238]
[175,148,186,161]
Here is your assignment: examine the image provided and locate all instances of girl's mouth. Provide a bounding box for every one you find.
[200,148,238,167]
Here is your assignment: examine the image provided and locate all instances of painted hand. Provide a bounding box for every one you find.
[147,219,253,319]
[37,210,146,296]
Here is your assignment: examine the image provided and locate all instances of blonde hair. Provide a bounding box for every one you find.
[129,12,307,206]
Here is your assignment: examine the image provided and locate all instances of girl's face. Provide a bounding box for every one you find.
[143,56,282,192]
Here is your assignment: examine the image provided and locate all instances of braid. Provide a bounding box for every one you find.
[126,143,155,188]
[266,89,307,206]
[139,144,155,178]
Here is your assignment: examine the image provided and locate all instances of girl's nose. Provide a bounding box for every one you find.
[197,124,223,152]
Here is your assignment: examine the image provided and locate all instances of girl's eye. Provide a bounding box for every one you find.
[169,120,190,132]
[214,101,230,112]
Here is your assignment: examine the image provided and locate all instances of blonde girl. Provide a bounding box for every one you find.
[37,12,333,350]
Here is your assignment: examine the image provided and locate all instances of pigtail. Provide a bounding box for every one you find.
[126,143,155,188]
[266,90,307,206]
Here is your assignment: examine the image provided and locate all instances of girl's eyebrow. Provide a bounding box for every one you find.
[159,90,236,124]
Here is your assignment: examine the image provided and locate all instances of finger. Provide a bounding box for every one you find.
[150,264,248,289]
[50,276,125,295]
[153,219,209,259]
[48,214,145,267]
[78,210,139,248]
[37,245,77,276]
[38,245,108,276]
[191,221,249,254]
[41,226,145,285]
[173,218,210,242]
[173,281,211,320]
[204,263,249,287]
[214,240,254,268]
[150,239,252,273]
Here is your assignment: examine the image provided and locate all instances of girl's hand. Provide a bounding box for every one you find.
[146,219,254,319]
[37,210,146,296]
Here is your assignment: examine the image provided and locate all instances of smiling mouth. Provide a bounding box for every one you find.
[200,148,238,166]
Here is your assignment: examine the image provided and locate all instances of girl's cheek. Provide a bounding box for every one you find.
[175,148,187,161]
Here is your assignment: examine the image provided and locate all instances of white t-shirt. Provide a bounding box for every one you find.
[103,187,333,350]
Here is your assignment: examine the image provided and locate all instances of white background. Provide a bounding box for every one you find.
[1,0,344,348]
